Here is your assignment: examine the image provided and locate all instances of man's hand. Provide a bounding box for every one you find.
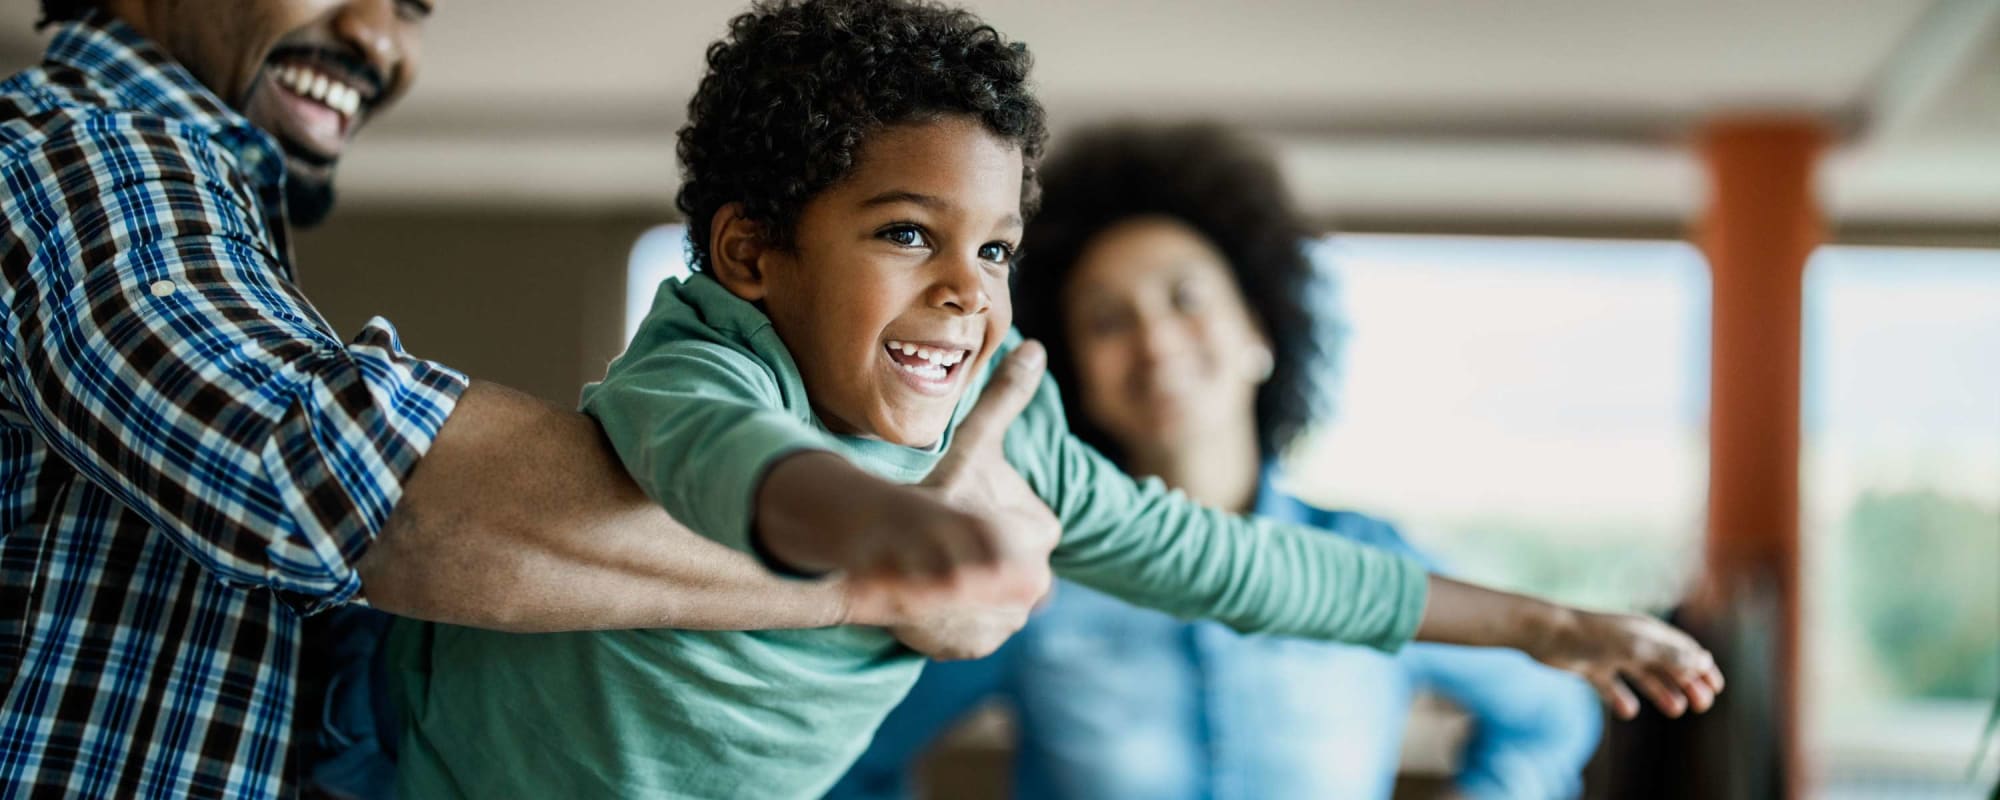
[838,343,1063,658]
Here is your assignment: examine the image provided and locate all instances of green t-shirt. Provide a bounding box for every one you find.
[392,274,1430,799]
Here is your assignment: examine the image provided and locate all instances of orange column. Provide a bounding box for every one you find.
[1696,117,1825,799]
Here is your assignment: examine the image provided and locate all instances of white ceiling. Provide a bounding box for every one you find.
[4,1,1997,231]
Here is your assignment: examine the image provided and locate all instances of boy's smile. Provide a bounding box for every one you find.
[711,116,1025,448]
[882,338,977,397]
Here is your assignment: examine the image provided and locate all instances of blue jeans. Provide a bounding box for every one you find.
[301,605,401,800]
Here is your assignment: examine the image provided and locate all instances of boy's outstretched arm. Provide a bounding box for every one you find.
[959,357,1729,721]
[1415,576,1725,720]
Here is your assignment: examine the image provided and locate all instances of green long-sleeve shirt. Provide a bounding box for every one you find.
[391,274,1429,799]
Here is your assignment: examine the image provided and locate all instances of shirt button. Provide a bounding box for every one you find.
[149,280,176,297]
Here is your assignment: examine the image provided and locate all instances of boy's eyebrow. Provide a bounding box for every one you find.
[861,190,946,211]
[860,190,1024,229]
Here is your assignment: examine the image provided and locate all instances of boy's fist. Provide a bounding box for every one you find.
[836,342,1062,659]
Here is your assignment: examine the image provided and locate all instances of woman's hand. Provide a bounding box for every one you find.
[1416,575,1724,720]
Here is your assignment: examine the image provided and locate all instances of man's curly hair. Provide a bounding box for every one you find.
[676,0,1046,272]
[1014,122,1332,464]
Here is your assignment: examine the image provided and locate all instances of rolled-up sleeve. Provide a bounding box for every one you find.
[0,114,466,613]
[580,339,830,561]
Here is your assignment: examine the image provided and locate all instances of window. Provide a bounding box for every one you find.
[1281,234,1710,612]
[1804,245,2000,794]
[626,224,693,344]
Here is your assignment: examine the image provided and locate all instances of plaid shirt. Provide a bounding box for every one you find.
[1,17,466,799]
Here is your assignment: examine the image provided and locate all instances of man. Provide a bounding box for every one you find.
[1,1,1058,796]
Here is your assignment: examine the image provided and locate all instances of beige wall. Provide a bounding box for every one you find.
[293,208,665,407]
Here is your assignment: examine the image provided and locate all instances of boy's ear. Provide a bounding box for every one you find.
[708,202,772,302]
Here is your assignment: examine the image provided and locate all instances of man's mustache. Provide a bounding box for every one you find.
[265,42,387,108]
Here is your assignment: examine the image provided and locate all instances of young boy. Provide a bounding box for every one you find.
[391,2,1722,797]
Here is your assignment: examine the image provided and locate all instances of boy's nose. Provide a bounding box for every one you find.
[931,256,992,315]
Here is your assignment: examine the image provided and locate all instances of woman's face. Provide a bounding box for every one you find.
[1061,217,1271,455]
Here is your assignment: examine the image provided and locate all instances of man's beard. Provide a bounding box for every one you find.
[285,166,337,228]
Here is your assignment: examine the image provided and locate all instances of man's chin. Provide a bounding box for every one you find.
[283,161,337,228]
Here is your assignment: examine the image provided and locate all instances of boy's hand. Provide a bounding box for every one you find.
[836,487,1050,621]
[887,603,1031,661]
[888,344,1062,660]
[915,341,1060,589]
[806,343,1058,659]
[1527,607,1726,720]
[1416,576,1724,720]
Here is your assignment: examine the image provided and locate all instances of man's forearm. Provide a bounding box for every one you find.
[355,380,852,633]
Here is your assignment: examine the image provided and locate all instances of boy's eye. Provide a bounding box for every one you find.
[880,225,929,248]
[978,242,1016,265]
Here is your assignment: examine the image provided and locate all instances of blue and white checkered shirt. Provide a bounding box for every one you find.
[2,16,466,798]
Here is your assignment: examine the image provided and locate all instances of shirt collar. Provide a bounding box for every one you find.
[1250,460,1309,524]
[44,13,289,194]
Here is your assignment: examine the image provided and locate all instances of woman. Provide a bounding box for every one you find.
[829,122,1604,799]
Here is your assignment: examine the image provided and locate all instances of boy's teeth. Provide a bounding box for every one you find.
[894,361,946,380]
[886,340,971,372]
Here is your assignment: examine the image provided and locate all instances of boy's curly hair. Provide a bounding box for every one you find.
[1013,122,1331,463]
[676,0,1047,271]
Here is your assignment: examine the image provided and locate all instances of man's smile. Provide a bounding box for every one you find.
[249,46,382,161]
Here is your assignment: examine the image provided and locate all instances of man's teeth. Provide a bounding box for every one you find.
[276,64,363,119]
[885,340,967,368]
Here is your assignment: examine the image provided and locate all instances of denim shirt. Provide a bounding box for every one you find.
[829,470,1604,800]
